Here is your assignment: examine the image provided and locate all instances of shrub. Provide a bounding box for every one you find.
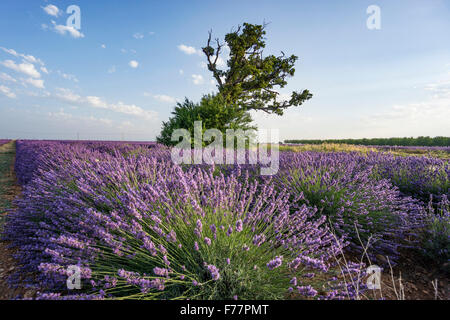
[4,142,360,299]
[157,94,254,147]
[368,153,449,204]
[420,195,450,272]
[277,151,425,264]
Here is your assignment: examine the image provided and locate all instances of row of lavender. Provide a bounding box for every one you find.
[2,140,449,299]
[0,139,10,147]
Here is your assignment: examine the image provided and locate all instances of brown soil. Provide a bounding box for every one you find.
[366,253,448,300]
[341,248,449,300]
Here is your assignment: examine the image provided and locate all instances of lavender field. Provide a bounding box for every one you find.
[0,140,448,300]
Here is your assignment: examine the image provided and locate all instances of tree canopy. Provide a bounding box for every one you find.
[158,22,312,146]
[202,22,312,115]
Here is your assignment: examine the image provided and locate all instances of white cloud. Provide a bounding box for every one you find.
[51,21,85,38]
[40,67,49,74]
[361,77,450,136]
[179,69,184,75]
[0,85,16,98]
[22,54,43,65]
[110,102,157,119]
[57,70,78,82]
[0,60,41,78]
[42,4,60,17]
[23,77,45,89]
[24,90,50,98]
[0,72,17,83]
[86,96,108,108]
[178,44,202,55]
[153,94,177,103]
[87,97,157,119]
[191,74,204,85]
[48,108,114,126]
[0,48,18,56]
[424,79,450,98]
[216,56,226,68]
[148,32,155,36]
[48,108,73,120]
[55,89,158,120]
[129,60,139,68]
[55,88,81,103]
[133,33,144,39]
[101,44,106,49]
[0,47,44,65]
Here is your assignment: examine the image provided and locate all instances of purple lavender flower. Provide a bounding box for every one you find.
[267,256,283,270]
[252,234,266,247]
[297,285,318,297]
[236,219,243,232]
[290,277,297,286]
[206,264,220,281]
[153,267,169,277]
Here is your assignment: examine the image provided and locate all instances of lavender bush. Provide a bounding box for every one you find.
[277,151,425,263]
[367,153,449,204]
[4,141,361,299]
[420,195,449,272]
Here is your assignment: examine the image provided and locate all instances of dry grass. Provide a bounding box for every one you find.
[279,143,377,154]
[328,221,449,300]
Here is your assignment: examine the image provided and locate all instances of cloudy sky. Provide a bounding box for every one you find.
[0,0,449,141]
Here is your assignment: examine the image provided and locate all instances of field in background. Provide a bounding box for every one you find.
[279,143,450,159]
[284,136,450,147]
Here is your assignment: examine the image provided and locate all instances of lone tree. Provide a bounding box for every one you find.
[203,22,312,116]
[157,22,312,146]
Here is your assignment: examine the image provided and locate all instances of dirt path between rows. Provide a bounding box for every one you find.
[0,141,35,299]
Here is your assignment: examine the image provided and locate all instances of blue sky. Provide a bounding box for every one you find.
[0,0,449,141]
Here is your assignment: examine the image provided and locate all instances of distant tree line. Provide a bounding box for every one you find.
[284,136,450,147]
